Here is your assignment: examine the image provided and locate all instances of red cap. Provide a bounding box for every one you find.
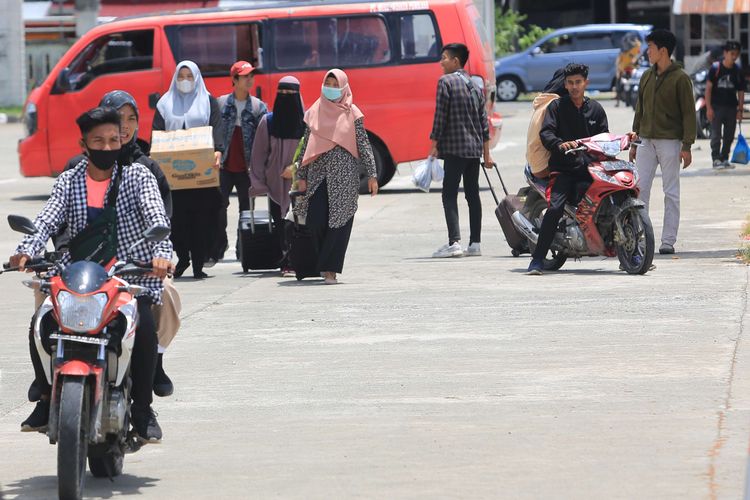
[230,61,255,77]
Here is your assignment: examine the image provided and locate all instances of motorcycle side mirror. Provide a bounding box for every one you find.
[7,215,38,235]
[55,68,72,93]
[531,47,542,56]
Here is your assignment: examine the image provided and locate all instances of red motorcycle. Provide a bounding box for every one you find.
[512,133,655,274]
[3,215,169,500]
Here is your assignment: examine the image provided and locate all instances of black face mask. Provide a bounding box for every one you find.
[85,147,120,171]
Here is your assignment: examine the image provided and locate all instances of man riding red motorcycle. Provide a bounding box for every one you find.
[526,63,609,275]
[9,106,172,442]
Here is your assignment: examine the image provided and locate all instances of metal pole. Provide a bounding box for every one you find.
[0,0,26,106]
[610,0,617,23]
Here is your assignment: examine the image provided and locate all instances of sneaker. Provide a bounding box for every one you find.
[713,159,724,169]
[526,258,543,275]
[131,405,162,443]
[203,258,217,268]
[659,243,675,255]
[432,242,463,258]
[723,160,736,169]
[153,354,174,398]
[193,271,208,280]
[464,242,481,257]
[21,399,50,432]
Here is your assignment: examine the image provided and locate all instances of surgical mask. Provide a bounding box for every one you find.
[86,147,120,171]
[176,79,195,94]
[322,86,343,101]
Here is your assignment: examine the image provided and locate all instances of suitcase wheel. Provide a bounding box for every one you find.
[242,266,248,273]
[511,249,520,257]
[296,276,303,281]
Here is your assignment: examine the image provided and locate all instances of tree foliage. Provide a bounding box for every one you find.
[495,9,554,56]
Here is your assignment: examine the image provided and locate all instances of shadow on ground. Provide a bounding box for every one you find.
[2,474,159,499]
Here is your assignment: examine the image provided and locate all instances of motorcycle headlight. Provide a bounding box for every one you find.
[57,291,108,332]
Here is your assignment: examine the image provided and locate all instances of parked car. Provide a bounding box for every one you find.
[494,23,652,101]
[19,0,502,191]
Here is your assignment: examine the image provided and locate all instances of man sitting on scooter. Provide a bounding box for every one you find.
[8,106,172,442]
[527,63,609,275]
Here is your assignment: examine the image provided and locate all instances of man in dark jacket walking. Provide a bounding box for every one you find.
[629,29,696,255]
[527,63,609,275]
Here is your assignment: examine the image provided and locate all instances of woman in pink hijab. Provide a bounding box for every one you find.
[295,69,378,284]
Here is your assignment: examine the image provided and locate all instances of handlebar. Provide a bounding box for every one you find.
[1,256,53,274]
[564,146,587,155]
[115,261,154,276]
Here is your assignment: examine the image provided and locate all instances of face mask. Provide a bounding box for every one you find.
[322,86,343,101]
[86,147,120,171]
[176,79,195,94]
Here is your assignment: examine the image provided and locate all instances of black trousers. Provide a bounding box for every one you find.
[269,200,289,268]
[532,169,592,260]
[442,155,482,245]
[217,169,251,260]
[710,105,737,161]
[171,188,221,274]
[306,180,354,274]
[30,296,157,408]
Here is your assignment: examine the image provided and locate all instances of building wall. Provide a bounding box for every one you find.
[0,0,26,106]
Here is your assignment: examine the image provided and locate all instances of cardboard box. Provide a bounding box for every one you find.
[150,126,218,190]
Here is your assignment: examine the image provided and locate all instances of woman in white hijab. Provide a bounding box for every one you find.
[153,61,223,279]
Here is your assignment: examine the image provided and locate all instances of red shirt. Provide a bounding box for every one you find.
[225,126,247,173]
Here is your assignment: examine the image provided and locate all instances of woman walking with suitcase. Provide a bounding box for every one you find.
[250,76,306,276]
[294,69,378,284]
[153,61,224,279]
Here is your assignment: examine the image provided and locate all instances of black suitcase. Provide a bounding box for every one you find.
[482,165,530,257]
[287,191,319,280]
[237,197,283,272]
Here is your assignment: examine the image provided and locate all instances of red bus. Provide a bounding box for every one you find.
[18,0,502,188]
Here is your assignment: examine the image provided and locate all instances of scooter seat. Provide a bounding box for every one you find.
[524,164,549,190]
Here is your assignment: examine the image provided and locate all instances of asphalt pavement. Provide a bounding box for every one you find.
[0,99,749,499]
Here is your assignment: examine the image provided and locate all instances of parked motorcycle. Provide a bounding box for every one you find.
[2,215,170,500]
[511,134,655,274]
[693,68,712,139]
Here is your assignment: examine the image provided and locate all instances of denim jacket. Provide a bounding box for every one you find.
[219,93,268,167]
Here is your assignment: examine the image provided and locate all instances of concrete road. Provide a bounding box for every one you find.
[0,99,749,499]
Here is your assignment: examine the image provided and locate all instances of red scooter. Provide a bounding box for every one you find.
[3,215,170,500]
[511,133,655,274]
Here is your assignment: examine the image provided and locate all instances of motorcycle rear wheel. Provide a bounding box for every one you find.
[58,376,90,500]
[527,197,568,271]
[616,208,654,275]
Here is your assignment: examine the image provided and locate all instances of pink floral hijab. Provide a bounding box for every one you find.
[301,69,364,166]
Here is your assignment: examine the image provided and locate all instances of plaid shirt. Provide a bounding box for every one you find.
[16,159,172,304]
[430,70,490,159]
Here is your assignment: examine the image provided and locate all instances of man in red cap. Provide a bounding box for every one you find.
[213,61,268,262]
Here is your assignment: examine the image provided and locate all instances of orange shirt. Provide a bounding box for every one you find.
[86,173,111,222]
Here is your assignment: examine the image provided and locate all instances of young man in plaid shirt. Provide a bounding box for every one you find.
[10,107,172,442]
[429,42,495,258]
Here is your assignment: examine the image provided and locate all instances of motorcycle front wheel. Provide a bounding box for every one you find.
[58,376,90,500]
[616,208,654,275]
[527,196,568,271]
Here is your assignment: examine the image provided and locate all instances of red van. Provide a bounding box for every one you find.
[18,0,502,188]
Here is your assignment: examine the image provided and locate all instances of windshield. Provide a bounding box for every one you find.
[61,261,108,294]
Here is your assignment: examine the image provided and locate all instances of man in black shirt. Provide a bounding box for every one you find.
[706,40,745,169]
[527,63,609,275]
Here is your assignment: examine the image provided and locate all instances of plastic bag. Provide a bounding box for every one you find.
[412,159,432,192]
[732,124,749,165]
[428,156,444,182]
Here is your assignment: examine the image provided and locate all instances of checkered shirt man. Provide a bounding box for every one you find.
[15,159,172,304]
[430,69,490,159]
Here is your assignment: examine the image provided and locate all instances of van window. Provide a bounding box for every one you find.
[64,30,154,91]
[399,13,439,60]
[274,16,391,69]
[575,32,615,51]
[165,23,262,76]
[540,34,576,54]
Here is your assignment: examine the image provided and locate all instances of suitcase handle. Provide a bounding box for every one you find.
[248,196,274,234]
[480,163,510,207]
[288,191,305,229]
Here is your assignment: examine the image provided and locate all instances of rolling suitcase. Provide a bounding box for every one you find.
[481,165,530,257]
[286,191,319,280]
[237,197,283,272]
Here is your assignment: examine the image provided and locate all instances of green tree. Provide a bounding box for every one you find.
[495,9,553,56]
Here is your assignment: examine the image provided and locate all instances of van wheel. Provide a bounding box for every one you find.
[495,76,521,102]
[359,134,394,194]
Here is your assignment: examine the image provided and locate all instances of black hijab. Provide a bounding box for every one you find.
[269,76,305,139]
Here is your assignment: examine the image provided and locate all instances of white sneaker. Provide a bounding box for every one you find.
[723,160,736,169]
[432,242,463,258]
[713,159,724,169]
[464,242,481,256]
